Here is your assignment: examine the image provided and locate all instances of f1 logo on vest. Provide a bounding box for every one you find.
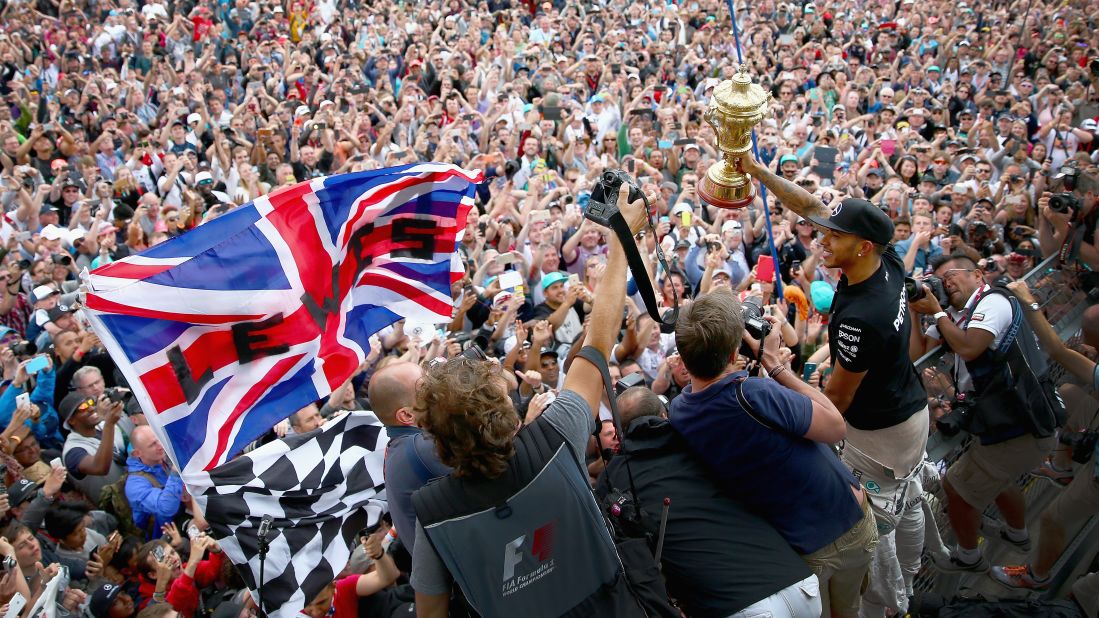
[502,522,556,583]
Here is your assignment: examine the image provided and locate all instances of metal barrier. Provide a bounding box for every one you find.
[910,254,1091,595]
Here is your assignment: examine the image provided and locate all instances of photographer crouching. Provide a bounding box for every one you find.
[909,255,1064,574]
[408,184,653,618]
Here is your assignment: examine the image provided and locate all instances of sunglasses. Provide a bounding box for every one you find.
[75,398,96,413]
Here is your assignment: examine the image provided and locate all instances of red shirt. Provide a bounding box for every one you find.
[331,575,360,618]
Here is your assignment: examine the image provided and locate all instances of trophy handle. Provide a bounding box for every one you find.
[703,107,718,132]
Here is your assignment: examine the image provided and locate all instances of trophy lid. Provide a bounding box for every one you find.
[711,65,771,116]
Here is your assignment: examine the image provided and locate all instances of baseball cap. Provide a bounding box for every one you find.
[810,280,835,313]
[47,304,76,323]
[721,220,743,234]
[195,171,214,185]
[540,271,568,290]
[41,224,64,241]
[59,392,95,427]
[539,347,557,358]
[7,479,37,508]
[674,239,691,250]
[32,284,58,302]
[807,198,894,246]
[779,154,799,166]
[186,113,202,125]
[294,105,311,118]
[88,583,124,618]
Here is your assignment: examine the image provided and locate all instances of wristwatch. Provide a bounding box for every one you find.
[1026,302,1040,312]
[932,311,948,321]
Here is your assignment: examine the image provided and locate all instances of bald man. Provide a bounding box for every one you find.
[371,362,451,550]
[125,426,184,539]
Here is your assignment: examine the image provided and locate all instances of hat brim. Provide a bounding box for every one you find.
[806,213,885,244]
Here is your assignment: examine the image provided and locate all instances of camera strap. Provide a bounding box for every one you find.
[586,192,680,334]
[577,346,640,504]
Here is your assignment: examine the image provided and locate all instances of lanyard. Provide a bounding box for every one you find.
[950,284,990,387]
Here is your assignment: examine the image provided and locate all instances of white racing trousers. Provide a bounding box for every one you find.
[840,407,931,618]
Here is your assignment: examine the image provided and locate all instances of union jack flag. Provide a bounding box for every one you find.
[83,163,481,479]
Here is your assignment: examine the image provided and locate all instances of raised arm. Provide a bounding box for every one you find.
[563,184,651,418]
[735,153,830,220]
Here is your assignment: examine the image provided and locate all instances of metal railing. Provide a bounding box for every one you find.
[910,254,1091,595]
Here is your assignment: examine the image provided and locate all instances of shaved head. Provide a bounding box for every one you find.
[368,362,423,426]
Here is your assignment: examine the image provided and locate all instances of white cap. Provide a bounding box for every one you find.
[880,86,895,97]
[41,224,63,241]
[294,105,311,118]
[721,220,743,234]
[186,113,202,125]
[670,203,692,216]
[32,284,57,301]
[195,171,214,184]
[319,100,335,109]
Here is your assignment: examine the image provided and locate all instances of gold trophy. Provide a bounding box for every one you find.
[698,64,771,210]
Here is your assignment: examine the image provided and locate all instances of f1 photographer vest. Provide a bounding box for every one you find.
[411,415,639,618]
[961,287,1065,444]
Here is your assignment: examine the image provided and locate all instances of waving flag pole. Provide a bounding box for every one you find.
[81,163,483,618]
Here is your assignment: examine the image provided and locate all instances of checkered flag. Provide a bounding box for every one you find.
[187,411,389,618]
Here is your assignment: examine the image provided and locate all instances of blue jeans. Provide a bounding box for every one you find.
[730,574,823,618]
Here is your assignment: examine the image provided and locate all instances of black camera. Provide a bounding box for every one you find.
[615,371,646,396]
[1059,430,1098,465]
[0,555,14,573]
[741,296,772,341]
[8,340,36,357]
[586,170,643,227]
[1049,192,1081,215]
[905,275,949,306]
[460,342,488,362]
[706,240,723,254]
[104,387,132,403]
[935,393,973,437]
[601,488,650,540]
[1054,162,1080,192]
[503,159,520,181]
[52,254,72,266]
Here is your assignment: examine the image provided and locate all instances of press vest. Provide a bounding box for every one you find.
[411,416,639,618]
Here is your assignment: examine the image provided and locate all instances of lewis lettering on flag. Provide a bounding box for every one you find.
[82,163,481,478]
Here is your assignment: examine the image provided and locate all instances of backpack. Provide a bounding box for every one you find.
[963,287,1066,444]
[98,471,161,539]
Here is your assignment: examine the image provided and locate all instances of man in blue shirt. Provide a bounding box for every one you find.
[670,290,877,618]
[371,361,451,552]
[125,425,184,539]
[893,211,943,275]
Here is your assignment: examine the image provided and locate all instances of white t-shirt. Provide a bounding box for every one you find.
[925,285,1013,392]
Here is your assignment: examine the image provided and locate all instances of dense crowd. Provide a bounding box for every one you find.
[0,0,1096,615]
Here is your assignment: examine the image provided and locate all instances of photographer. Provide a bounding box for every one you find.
[669,289,874,618]
[409,184,651,618]
[1037,160,1097,273]
[989,283,1099,595]
[910,255,1059,573]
